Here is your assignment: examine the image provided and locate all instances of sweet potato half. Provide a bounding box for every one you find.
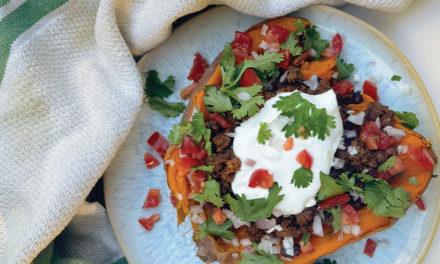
[164,17,436,264]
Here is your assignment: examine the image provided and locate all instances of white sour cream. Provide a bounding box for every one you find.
[231,90,343,216]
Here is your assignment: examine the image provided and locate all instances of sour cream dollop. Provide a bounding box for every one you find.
[231,90,343,216]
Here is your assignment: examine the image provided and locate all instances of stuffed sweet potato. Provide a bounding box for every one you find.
[164,16,437,264]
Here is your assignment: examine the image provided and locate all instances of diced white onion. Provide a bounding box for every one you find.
[352,74,361,83]
[187,171,195,187]
[333,157,345,170]
[303,74,319,91]
[345,130,357,138]
[347,111,365,125]
[375,117,381,129]
[245,158,256,167]
[256,218,276,230]
[258,237,273,254]
[397,145,408,155]
[318,210,325,221]
[232,253,240,259]
[240,238,252,247]
[232,237,240,247]
[338,230,343,241]
[346,110,355,115]
[400,84,411,95]
[259,40,269,50]
[261,24,269,36]
[189,204,203,214]
[312,215,324,237]
[342,224,352,234]
[280,70,289,83]
[237,91,251,101]
[347,146,358,155]
[384,126,406,141]
[267,224,282,233]
[177,193,183,201]
[191,212,205,224]
[283,237,295,257]
[164,158,175,167]
[223,209,250,229]
[272,208,283,218]
[338,139,346,150]
[350,190,361,202]
[332,72,339,79]
[309,48,317,58]
[251,51,259,60]
[225,132,236,137]
[351,225,361,236]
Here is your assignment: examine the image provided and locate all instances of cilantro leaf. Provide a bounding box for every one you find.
[232,95,265,119]
[391,75,402,81]
[168,121,191,144]
[336,58,355,80]
[239,253,284,264]
[224,183,284,222]
[193,179,224,207]
[378,156,396,172]
[195,217,234,240]
[327,206,342,233]
[148,97,185,117]
[294,19,306,34]
[312,39,329,60]
[220,43,236,88]
[317,172,349,201]
[242,52,285,77]
[301,233,311,245]
[257,122,271,144]
[144,70,174,99]
[272,92,336,140]
[408,177,419,186]
[291,167,313,188]
[203,85,234,113]
[298,25,329,59]
[222,84,262,100]
[191,165,214,173]
[280,33,303,56]
[395,111,419,129]
[190,109,208,144]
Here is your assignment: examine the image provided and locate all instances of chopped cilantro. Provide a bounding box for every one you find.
[232,94,265,119]
[293,21,329,59]
[191,165,214,173]
[301,233,311,245]
[203,85,234,113]
[148,97,185,117]
[336,58,355,80]
[239,243,284,264]
[272,92,336,140]
[395,111,419,129]
[195,217,234,240]
[280,33,303,56]
[408,177,419,186]
[224,183,284,222]
[291,167,313,188]
[257,122,271,144]
[391,75,402,81]
[168,121,191,144]
[317,172,349,201]
[193,179,224,207]
[328,206,342,233]
[312,39,329,60]
[378,156,396,172]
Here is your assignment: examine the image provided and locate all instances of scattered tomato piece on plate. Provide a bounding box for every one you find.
[147,131,169,159]
[187,52,208,83]
[144,152,160,169]
[143,189,161,208]
[322,33,343,58]
[363,238,378,258]
[138,214,161,231]
[415,197,426,211]
[362,80,378,101]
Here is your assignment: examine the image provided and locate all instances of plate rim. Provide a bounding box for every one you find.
[105,4,440,264]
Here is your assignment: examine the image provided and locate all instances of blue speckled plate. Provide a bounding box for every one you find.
[104,5,440,264]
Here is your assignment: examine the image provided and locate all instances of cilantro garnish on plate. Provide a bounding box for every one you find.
[257,122,271,144]
[395,111,419,129]
[291,167,313,188]
[335,58,355,80]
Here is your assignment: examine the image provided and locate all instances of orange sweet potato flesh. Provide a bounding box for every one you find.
[164,16,436,263]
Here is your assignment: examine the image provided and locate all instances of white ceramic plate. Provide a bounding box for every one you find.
[104,5,440,264]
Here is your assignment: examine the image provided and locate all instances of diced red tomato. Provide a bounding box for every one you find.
[332,80,354,96]
[187,52,208,82]
[378,134,395,151]
[283,137,294,151]
[374,170,392,181]
[415,197,426,211]
[181,135,199,156]
[170,193,177,208]
[144,152,160,169]
[362,81,378,101]
[363,238,377,258]
[212,207,226,225]
[341,203,360,225]
[318,193,350,211]
[408,146,435,170]
[240,69,262,87]
[248,169,274,189]
[387,157,406,176]
[147,132,169,159]
[232,31,253,65]
[300,240,315,254]
[296,149,313,170]
[210,113,232,128]
[265,24,290,44]
[138,214,161,231]
[180,156,200,171]
[189,170,206,193]
[278,49,291,69]
[360,121,381,150]
[143,189,160,208]
[322,33,343,58]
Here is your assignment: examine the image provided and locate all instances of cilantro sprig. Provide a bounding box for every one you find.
[195,216,234,240]
[327,206,342,233]
[239,242,284,264]
[391,75,402,81]
[257,122,271,144]
[280,33,303,56]
[191,165,214,173]
[335,58,355,80]
[395,111,419,129]
[293,20,328,59]
[272,92,336,140]
[291,167,313,188]
[193,179,224,207]
[378,156,396,172]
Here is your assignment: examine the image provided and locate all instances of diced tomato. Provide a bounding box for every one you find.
[240,69,262,87]
[362,81,378,101]
[408,146,435,170]
[387,157,406,176]
[147,132,169,159]
[144,152,160,169]
[232,31,253,65]
[296,149,313,170]
[210,113,232,128]
[248,169,274,189]
[143,189,160,208]
[341,203,360,225]
[138,214,161,231]
[180,156,200,170]
[181,135,199,156]
[278,49,291,69]
[189,170,206,193]
[374,170,392,181]
[300,240,315,254]
[363,238,378,258]
[415,197,426,211]
[170,193,177,208]
[212,207,226,225]
[360,121,381,150]
[378,134,395,151]
[322,33,343,58]
[332,80,354,96]
[187,52,208,82]
[318,193,350,211]
[283,137,294,151]
[265,24,290,44]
